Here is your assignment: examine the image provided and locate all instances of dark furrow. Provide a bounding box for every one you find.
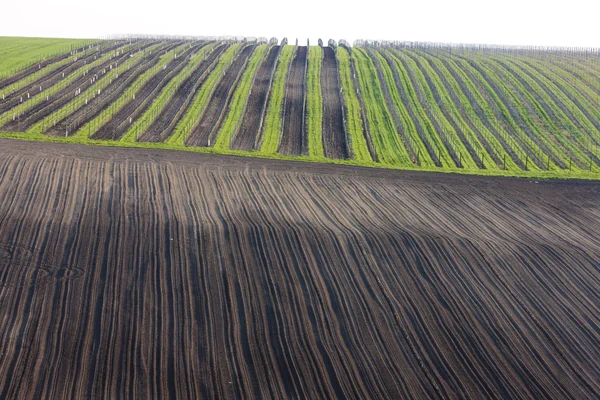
[278,46,308,156]
[1,139,600,397]
[321,47,349,160]
[185,44,256,147]
[231,45,281,151]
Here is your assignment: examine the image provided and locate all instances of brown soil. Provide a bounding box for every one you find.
[321,47,348,159]
[0,138,599,399]
[279,46,308,156]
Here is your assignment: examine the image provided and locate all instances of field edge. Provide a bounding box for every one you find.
[1,133,598,181]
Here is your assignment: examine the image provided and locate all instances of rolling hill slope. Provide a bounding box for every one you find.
[1,36,600,179]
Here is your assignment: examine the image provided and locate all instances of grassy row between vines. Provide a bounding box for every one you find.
[337,47,372,162]
[259,45,294,154]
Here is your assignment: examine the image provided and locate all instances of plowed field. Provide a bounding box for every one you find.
[0,139,599,399]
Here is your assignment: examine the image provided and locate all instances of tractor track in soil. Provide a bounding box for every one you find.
[185,44,256,147]
[279,46,308,156]
[231,45,281,151]
[321,47,349,159]
[91,42,206,141]
[139,43,230,143]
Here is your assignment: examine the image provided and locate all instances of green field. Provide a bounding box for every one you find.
[1,36,600,180]
[0,37,92,77]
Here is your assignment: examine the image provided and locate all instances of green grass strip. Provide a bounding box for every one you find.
[385,49,457,168]
[1,45,101,98]
[409,49,522,172]
[398,50,490,171]
[259,45,294,154]
[74,43,189,138]
[373,50,436,167]
[480,57,580,169]
[75,45,186,137]
[506,57,600,146]
[337,47,371,162]
[0,37,92,78]
[443,54,544,171]
[305,46,324,158]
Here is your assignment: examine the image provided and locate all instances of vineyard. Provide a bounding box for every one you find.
[1,36,600,179]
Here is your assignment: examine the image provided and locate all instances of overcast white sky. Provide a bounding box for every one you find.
[2,0,598,47]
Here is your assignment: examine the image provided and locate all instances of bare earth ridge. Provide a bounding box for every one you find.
[0,139,599,399]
